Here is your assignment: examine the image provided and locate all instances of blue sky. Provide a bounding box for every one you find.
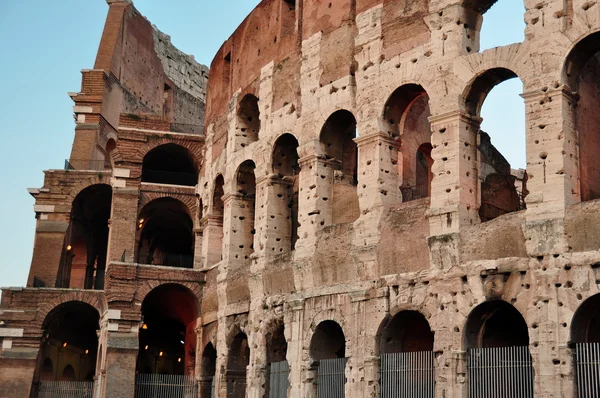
[0,0,524,289]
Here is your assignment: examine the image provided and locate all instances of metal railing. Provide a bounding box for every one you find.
[65,159,111,171]
[141,169,198,187]
[467,346,534,398]
[401,185,429,202]
[135,374,198,398]
[317,358,347,398]
[35,381,94,398]
[380,351,435,398]
[576,342,600,398]
[269,361,290,398]
[157,253,194,268]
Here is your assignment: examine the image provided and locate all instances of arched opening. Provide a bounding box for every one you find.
[266,324,289,398]
[200,343,217,398]
[236,94,260,149]
[142,144,198,187]
[104,138,116,169]
[320,110,359,224]
[383,84,433,201]
[465,301,533,396]
[310,320,346,397]
[272,134,300,252]
[571,293,600,395]
[136,198,194,268]
[226,332,250,398]
[564,32,600,202]
[137,284,199,376]
[37,301,99,385]
[57,184,112,290]
[478,0,525,51]
[232,161,256,264]
[378,311,435,397]
[464,68,527,222]
[205,175,225,266]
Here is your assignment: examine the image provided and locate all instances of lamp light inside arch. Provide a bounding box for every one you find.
[85,349,89,354]
[141,323,148,330]
[66,245,72,251]
[159,351,164,357]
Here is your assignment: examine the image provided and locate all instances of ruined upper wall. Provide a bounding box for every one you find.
[92,1,208,135]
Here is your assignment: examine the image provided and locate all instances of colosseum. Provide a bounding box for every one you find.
[2,0,600,397]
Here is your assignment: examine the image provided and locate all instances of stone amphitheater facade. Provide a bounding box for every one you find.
[2,0,600,397]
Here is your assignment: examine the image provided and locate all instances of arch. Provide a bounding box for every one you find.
[310,320,346,360]
[271,134,300,251]
[235,160,257,197]
[142,143,199,186]
[464,300,529,349]
[384,84,433,200]
[563,31,600,201]
[571,293,600,344]
[137,283,200,376]
[463,67,519,117]
[319,110,360,224]
[213,175,225,217]
[38,292,107,327]
[38,301,100,383]
[236,94,261,148]
[104,138,116,169]
[378,310,434,355]
[200,342,217,398]
[463,67,527,222]
[136,197,194,268]
[227,331,250,398]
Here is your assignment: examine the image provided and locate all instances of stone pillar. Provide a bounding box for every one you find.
[104,331,138,398]
[427,111,479,270]
[106,187,138,263]
[0,349,38,398]
[294,155,335,257]
[522,87,579,217]
[27,218,69,287]
[254,175,295,257]
[201,216,224,268]
[222,193,255,269]
[363,356,380,398]
[287,299,305,398]
[194,227,204,269]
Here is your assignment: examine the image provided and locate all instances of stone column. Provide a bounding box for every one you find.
[200,216,224,268]
[287,299,305,398]
[222,193,255,269]
[294,154,336,257]
[103,331,138,398]
[427,111,479,270]
[27,216,69,287]
[106,187,139,264]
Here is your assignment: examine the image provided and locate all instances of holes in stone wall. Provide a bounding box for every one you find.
[235,161,257,262]
[237,94,261,149]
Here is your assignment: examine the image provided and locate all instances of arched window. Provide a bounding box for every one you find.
[104,138,116,169]
[478,0,525,51]
[200,343,217,398]
[137,284,199,376]
[571,293,600,396]
[464,68,526,222]
[142,144,198,186]
[465,301,533,396]
[272,134,300,252]
[383,84,433,201]
[38,301,99,383]
[320,110,359,224]
[227,332,250,398]
[236,94,260,149]
[310,321,346,397]
[564,32,600,202]
[137,198,194,268]
[266,324,288,398]
[378,311,435,397]
[58,184,112,290]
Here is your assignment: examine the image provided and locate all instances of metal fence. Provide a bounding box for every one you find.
[135,374,198,398]
[317,358,347,398]
[36,381,95,398]
[401,185,429,202]
[269,360,290,398]
[576,342,600,398]
[467,346,534,398]
[380,351,435,398]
